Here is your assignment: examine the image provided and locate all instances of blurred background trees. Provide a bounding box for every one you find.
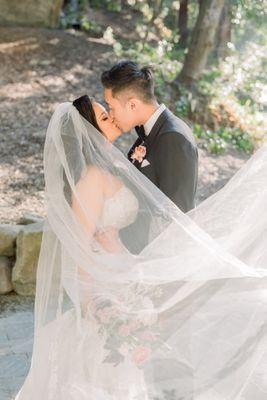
[1,0,266,154]
[0,0,64,27]
[58,0,266,154]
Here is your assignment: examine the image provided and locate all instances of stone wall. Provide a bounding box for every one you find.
[0,213,44,296]
[0,0,64,28]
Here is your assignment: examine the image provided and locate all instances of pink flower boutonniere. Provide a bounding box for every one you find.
[131,145,147,163]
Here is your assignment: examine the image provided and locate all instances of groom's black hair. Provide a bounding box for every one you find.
[101,60,156,103]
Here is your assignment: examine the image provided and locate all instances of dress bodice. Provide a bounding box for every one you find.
[99,185,139,230]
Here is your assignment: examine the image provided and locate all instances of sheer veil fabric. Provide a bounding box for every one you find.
[14,102,267,400]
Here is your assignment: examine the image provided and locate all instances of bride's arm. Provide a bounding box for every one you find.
[71,166,105,316]
[72,167,126,253]
[71,165,104,238]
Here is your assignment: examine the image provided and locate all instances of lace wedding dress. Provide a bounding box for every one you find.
[15,185,151,400]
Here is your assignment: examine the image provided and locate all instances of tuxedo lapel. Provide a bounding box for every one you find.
[127,108,169,167]
[144,109,169,154]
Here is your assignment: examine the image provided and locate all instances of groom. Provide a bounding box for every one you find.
[101,60,198,213]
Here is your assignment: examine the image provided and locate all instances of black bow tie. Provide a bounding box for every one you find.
[135,125,146,141]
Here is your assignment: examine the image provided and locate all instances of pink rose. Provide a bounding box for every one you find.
[118,324,131,337]
[131,145,147,163]
[132,346,152,365]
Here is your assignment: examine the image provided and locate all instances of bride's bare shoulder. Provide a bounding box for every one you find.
[76,165,105,187]
[78,165,117,191]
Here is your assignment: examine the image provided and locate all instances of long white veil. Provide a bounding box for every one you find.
[15,102,267,399]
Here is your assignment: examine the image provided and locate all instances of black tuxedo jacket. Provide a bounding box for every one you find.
[127,108,198,213]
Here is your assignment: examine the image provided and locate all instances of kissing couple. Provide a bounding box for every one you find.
[15,60,267,400]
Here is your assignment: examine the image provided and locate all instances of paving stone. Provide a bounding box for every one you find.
[0,353,30,379]
[0,387,12,400]
[0,330,9,345]
[0,294,34,397]
[5,322,33,341]
[6,376,27,398]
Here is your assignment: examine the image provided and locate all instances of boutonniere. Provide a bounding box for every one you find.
[131,145,147,164]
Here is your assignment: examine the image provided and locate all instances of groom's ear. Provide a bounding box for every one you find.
[127,97,142,111]
[129,100,136,111]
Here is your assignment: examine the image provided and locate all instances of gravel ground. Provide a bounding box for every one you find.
[0,27,249,224]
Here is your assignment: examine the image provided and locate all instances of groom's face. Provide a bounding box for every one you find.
[104,88,137,133]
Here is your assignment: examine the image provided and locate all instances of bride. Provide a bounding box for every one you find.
[15,95,267,400]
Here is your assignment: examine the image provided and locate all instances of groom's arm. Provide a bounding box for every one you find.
[154,132,198,213]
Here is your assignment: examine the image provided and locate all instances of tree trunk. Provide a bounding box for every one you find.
[177,0,225,86]
[215,1,231,60]
[178,0,189,48]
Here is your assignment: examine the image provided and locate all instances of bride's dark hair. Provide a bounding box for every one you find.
[72,94,102,133]
[63,95,102,206]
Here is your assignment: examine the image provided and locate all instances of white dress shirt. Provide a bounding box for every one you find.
[143,103,166,136]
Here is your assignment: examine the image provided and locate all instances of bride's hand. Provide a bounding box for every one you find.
[94,226,126,253]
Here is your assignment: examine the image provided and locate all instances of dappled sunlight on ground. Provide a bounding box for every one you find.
[0,27,250,224]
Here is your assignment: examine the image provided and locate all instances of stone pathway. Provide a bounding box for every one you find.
[0,294,34,399]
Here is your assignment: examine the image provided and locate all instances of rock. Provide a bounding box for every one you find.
[17,213,44,226]
[12,221,44,296]
[0,256,13,294]
[0,224,24,256]
[0,0,64,28]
